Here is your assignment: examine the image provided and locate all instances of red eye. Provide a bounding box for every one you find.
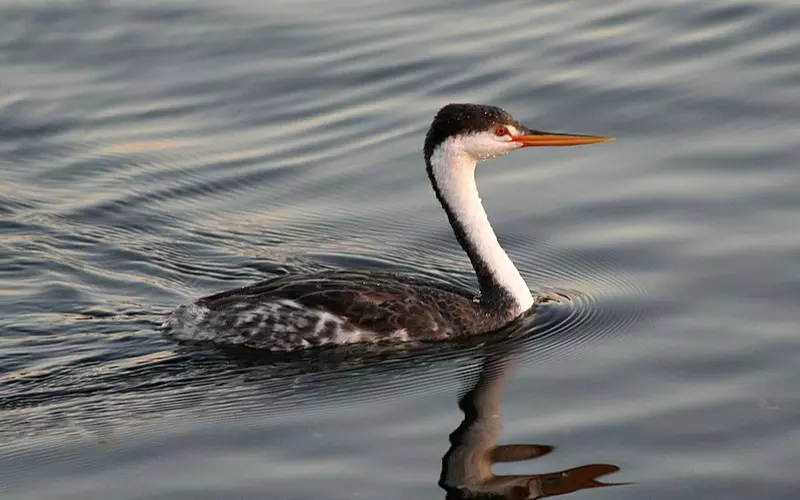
[494,126,509,137]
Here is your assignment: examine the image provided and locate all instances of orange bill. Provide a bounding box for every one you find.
[513,131,614,147]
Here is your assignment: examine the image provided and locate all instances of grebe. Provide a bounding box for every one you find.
[165,104,612,350]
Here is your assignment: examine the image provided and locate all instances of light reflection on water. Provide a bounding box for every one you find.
[1,0,799,499]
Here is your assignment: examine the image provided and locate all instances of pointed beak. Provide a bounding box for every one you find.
[512,128,614,147]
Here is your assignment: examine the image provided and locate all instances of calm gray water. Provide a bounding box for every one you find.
[2,0,799,498]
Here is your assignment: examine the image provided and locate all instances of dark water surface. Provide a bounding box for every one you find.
[2,0,799,498]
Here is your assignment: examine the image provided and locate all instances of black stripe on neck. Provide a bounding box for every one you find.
[424,157,516,311]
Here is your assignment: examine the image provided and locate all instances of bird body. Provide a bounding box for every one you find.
[167,270,514,350]
[165,104,612,350]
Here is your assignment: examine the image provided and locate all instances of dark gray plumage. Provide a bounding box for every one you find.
[167,270,517,350]
[165,103,540,350]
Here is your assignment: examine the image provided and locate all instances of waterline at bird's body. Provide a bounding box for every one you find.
[164,103,612,351]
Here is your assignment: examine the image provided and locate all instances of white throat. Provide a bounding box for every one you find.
[429,137,534,314]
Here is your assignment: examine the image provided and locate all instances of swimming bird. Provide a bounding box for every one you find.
[165,103,612,350]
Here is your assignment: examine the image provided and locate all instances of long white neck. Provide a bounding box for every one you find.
[428,139,534,315]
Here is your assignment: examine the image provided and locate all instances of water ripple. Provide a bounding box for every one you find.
[2,0,799,498]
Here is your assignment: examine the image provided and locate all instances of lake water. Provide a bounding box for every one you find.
[1,1,799,499]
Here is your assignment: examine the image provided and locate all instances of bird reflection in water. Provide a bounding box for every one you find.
[439,348,628,499]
